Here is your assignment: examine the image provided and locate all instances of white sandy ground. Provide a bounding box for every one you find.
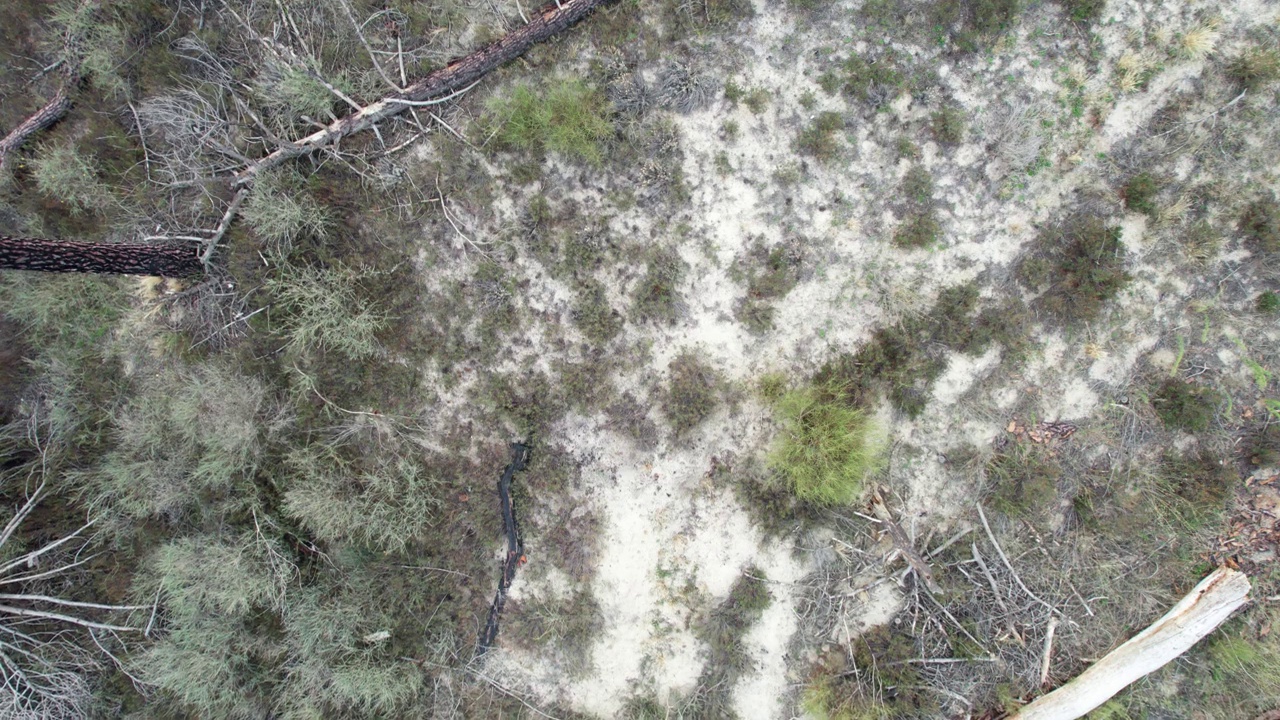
[462,0,1280,715]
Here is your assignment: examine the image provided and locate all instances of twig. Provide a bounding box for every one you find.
[199,188,249,265]
[972,542,1026,646]
[1039,616,1058,687]
[976,504,1062,618]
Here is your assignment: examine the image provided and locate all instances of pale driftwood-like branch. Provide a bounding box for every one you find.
[1012,566,1251,720]
[233,0,612,187]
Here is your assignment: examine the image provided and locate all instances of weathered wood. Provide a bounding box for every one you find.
[871,488,941,594]
[1011,566,1251,720]
[0,235,204,278]
[233,0,614,187]
[0,88,72,174]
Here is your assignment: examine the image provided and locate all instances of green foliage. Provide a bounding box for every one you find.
[803,627,933,719]
[929,0,1022,52]
[632,247,686,323]
[1017,215,1130,323]
[1241,195,1280,254]
[49,0,128,96]
[488,79,614,165]
[30,142,113,214]
[931,105,965,145]
[78,366,270,523]
[820,53,905,104]
[662,352,722,437]
[767,383,885,505]
[268,264,389,361]
[1153,378,1219,432]
[986,444,1061,516]
[1121,172,1160,216]
[1257,291,1280,314]
[895,136,921,160]
[0,273,124,363]
[1059,0,1105,22]
[507,590,604,678]
[283,442,444,553]
[794,111,845,161]
[893,211,941,248]
[242,170,333,253]
[1227,48,1280,91]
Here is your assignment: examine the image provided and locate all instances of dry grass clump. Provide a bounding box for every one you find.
[1178,18,1222,60]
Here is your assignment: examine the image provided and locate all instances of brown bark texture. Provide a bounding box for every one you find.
[234,0,614,186]
[0,88,72,174]
[0,235,204,277]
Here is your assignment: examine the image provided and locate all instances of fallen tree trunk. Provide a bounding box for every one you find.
[233,0,613,187]
[1011,566,1251,720]
[0,235,204,277]
[0,87,72,174]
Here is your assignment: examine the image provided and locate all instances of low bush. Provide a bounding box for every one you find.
[268,264,389,361]
[1257,291,1280,314]
[1121,172,1160,216]
[662,352,722,437]
[573,279,623,345]
[794,111,845,161]
[30,142,113,214]
[242,170,332,254]
[488,79,614,165]
[767,383,885,505]
[1059,0,1104,22]
[1017,215,1130,323]
[893,211,942,248]
[1153,378,1219,432]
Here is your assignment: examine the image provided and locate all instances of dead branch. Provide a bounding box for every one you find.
[973,542,1026,646]
[1038,616,1057,687]
[233,0,614,187]
[0,87,71,175]
[977,503,1062,618]
[871,488,941,594]
[1012,567,1251,720]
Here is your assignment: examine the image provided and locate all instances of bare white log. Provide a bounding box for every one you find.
[1011,566,1251,720]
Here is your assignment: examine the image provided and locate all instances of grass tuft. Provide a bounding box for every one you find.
[767,383,885,505]
[488,79,614,165]
[1153,378,1219,432]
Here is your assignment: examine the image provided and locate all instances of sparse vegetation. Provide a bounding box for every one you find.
[931,104,966,145]
[1121,172,1160,216]
[1227,48,1280,91]
[1241,194,1280,254]
[632,247,686,323]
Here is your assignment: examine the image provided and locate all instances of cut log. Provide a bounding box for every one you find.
[233,0,614,187]
[0,235,204,278]
[0,87,72,174]
[1011,566,1251,720]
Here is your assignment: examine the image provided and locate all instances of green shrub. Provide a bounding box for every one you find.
[931,105,965,145]
[242,170,332,254]
[794,111,845,161]
[268,264,389,360]
[893,210,942,248]
[1153,378,1219,432]
[1241,195,1280,254]
[662,353,721,437]
[283,442,444,553]
[79,366,269,523]
[767,383,885,505]
[1121,172,1160,216]
[1257,291,1280,314]
[1227,49,1280,91]
[488,79,614,164]
[1018,215,1129,323]
[30,142,113,214]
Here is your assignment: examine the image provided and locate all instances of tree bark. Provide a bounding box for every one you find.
[0,87,72,175]
[1010,566,1251,720]
[0,235,203,278]
[233,0,614,187]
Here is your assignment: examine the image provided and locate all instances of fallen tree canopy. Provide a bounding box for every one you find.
[1011,566,1252,720]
